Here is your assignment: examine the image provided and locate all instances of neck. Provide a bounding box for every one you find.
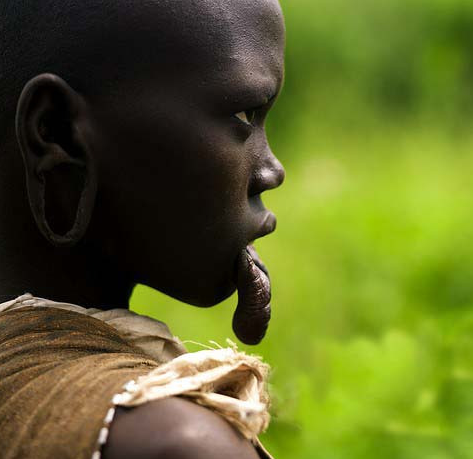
[0,206,134,310]
[0,240,134,309]
[0,148,134,309]
[0,236,134,309]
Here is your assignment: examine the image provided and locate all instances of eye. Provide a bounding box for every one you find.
[234,109,257,126]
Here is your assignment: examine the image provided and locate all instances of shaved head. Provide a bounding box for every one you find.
[0,0,284,144]
[0,0,285,344]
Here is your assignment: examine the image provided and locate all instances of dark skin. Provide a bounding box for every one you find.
[103,399,262,459]
[0,0,285,457]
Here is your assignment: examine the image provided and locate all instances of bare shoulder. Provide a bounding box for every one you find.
[101,397,260,459]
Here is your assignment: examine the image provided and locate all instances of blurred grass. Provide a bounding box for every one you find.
[132,0,473,457]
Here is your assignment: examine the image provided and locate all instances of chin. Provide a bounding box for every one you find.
[187,281,237,308]
[148,275,237,308]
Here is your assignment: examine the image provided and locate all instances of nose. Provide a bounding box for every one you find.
[249,146,285,196]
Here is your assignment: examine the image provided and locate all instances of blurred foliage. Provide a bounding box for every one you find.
[132,0,473,457]
[271,0,473,154]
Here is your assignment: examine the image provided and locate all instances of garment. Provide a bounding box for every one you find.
[0,294,273,459]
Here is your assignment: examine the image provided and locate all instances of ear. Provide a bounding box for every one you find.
[15,74,97,247]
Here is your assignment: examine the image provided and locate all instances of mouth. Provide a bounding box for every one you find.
[247,211,276,275]
[231,210,276,282]
[231,211,276,345]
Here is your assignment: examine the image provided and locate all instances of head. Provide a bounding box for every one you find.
[0,0,285,342]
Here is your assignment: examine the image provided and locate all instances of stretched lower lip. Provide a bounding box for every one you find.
[247,244,269,277]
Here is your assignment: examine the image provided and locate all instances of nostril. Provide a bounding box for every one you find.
[248,144,286,196]
[250,161,285,196]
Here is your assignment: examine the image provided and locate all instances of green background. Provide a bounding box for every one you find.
[132,0,473,457]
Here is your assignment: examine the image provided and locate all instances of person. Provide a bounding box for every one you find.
[0,0,286,458]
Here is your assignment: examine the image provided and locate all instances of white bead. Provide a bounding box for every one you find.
[124,380,137,392]
[98,427,109,445]
[104,407,116,424]
[112,394,124,404]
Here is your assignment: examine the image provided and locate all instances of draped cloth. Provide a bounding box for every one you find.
[0,294,273,459]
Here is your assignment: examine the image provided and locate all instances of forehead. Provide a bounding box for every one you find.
[225,0,286,94]
[129,0,285,96]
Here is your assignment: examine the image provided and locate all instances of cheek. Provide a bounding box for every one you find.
[99,104,251,240]
[92,100,257,301]
[143,115,249,212]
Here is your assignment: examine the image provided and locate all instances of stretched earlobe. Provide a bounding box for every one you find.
[15,73,97,247]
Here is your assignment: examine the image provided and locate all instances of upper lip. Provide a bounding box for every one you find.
[251,211,277,242]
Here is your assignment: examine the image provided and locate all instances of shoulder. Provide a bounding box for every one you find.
[102,397,260,459]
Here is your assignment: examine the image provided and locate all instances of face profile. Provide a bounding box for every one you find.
[89,0,286,311]
[0,2,287,458]
[0,0,286,344]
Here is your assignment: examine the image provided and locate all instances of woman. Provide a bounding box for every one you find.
[0,0,286,457]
